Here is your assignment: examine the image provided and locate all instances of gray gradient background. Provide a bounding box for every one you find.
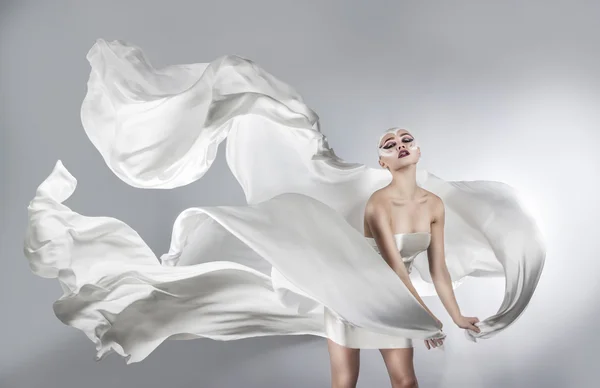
[1,1,599,387]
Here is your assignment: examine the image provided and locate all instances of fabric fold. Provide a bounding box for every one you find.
[25,161,444,363]
[22,38,546,363]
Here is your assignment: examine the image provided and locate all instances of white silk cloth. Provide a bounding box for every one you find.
[23,39,546,364]
[324,232,433,349]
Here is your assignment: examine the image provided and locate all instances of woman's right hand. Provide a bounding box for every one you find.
[424,316,445,349]
[424,331,445,350]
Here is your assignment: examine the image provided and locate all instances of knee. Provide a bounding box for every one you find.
[331,371,359,388]
[391,375,418,388]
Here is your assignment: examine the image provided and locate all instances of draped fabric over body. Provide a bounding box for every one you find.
[23,39,546,364]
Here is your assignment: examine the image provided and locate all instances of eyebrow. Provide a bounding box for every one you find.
[379,132,412,147]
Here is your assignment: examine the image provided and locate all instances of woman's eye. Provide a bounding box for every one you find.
[383,142,396,149]
[402,138,413,142]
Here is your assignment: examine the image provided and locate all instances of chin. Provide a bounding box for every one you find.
[393,157,418,169]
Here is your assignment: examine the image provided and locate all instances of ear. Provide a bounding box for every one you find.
[378,160,386,169]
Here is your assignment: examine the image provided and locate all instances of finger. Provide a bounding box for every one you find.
[469,324,481,333]
[424,340,430,350]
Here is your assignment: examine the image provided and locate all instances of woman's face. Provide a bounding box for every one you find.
[377,128,420,170]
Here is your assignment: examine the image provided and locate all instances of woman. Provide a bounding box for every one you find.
[23,39,545,383]
[326,128,481,388]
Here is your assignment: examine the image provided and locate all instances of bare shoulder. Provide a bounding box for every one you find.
[421,188,445,221]
[364,189,389,228]
[365,189,387,214]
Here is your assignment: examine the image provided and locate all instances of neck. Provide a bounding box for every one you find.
[388,164,418,199]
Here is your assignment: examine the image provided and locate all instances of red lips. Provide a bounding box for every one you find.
[398,150,410,158]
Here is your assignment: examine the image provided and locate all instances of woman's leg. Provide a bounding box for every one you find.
[379,348,418,388]
[327,339,360,388]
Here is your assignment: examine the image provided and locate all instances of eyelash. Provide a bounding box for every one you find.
[383,138,413,149]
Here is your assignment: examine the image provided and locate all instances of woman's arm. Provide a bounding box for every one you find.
[428,195,480,332]
[364,201,440,324]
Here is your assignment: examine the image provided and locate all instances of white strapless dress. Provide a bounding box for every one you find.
[325,233,431,348]
[23,39,546,364]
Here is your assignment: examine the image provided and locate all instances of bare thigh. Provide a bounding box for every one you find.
[379,348,418,388]
[327,339,360,388]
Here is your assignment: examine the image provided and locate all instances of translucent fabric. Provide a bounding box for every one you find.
[23,39,545,364]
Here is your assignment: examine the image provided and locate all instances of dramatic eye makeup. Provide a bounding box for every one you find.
[380,133,413,149]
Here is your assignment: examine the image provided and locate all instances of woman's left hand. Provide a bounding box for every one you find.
[454,315,481,333]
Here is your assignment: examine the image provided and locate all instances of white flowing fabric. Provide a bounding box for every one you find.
[23,39,545,364]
